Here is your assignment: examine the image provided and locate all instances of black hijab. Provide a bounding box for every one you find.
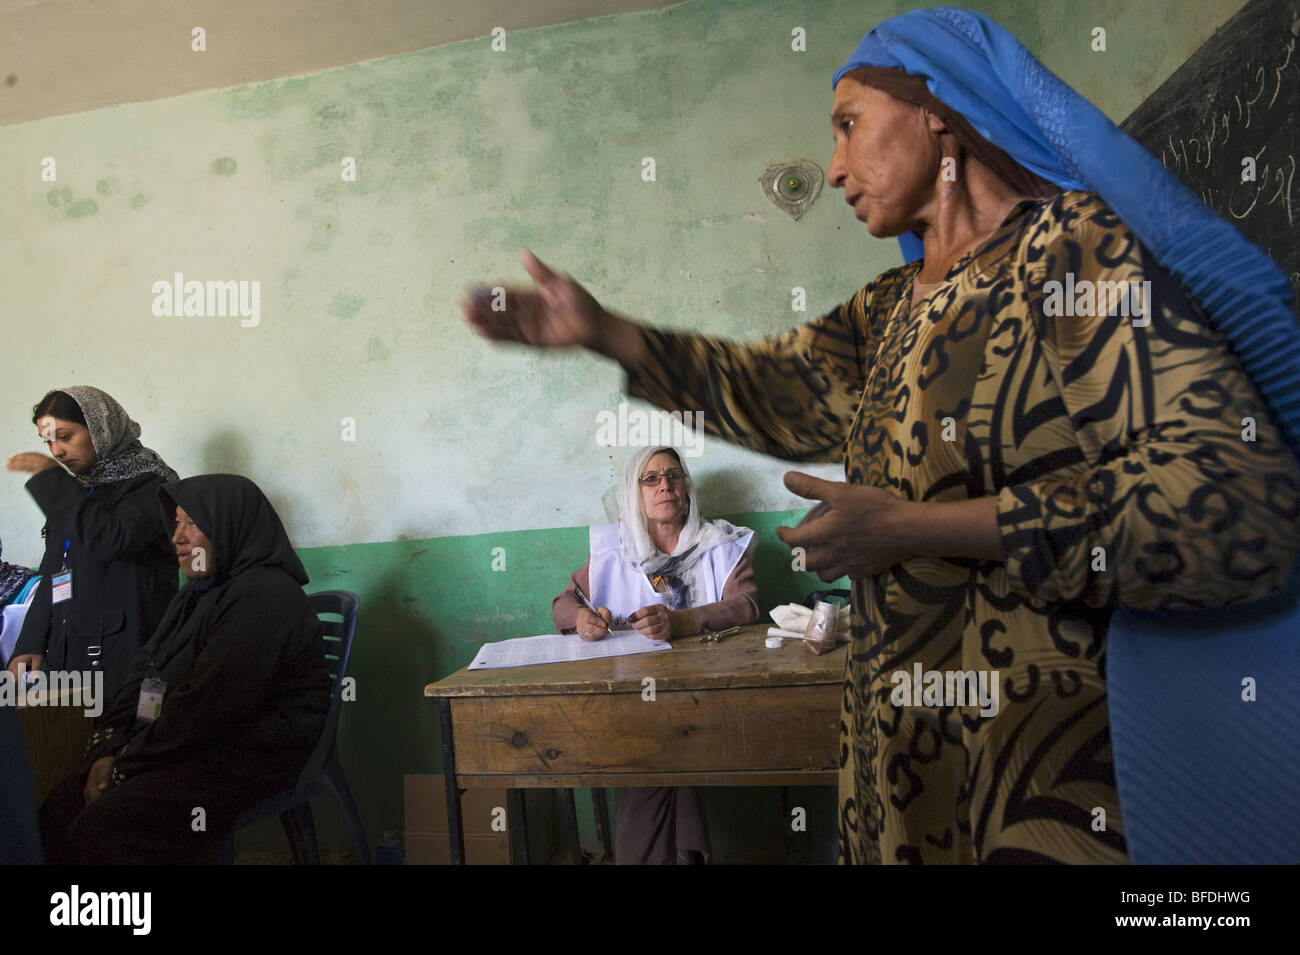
[138,474,308,670]
[157,474,307,587]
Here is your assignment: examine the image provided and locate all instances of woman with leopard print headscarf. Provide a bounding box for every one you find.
[6,387,179,702]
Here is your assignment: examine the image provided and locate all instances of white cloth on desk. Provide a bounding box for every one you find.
[768,602,850,634]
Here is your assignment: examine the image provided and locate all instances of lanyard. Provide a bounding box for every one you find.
[56,487,94,568]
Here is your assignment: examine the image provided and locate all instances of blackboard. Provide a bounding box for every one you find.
[1121,0,1300,314]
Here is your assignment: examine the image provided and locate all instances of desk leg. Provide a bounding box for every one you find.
[564,789,583,865]
[592,789,613,863]
[438,699,466,866]
[508,789,530,865]
[780,786,794,865]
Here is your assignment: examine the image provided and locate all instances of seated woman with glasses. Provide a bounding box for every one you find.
[552,445,760,864]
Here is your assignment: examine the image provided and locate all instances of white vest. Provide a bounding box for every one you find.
[587,523,752,623]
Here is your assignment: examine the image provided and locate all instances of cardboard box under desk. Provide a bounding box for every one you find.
[406,832,511,866]
[404,774,508,834]
[404,774,556,864]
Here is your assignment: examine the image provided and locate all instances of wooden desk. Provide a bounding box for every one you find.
[424,625,846,864]
[17,688,97,805]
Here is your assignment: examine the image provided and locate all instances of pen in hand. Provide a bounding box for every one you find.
[572,583,613,638]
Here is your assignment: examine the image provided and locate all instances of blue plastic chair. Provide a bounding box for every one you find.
[227,590,369,864]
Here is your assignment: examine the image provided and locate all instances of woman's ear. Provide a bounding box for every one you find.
[923,107,949,135]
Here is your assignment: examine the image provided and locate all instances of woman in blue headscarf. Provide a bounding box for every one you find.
[463,8,1300,863]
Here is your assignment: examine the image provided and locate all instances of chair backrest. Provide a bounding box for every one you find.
[290,590,360,796]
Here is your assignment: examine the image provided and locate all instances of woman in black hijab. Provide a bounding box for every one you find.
[6,387,178,701]
[40,474,331,864]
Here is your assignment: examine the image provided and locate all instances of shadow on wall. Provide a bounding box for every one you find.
[717,506,835,614]
[694,470,754,516]
[296,560,445,859]
[199,429,254,477]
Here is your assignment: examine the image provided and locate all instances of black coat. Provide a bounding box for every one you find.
[14,468,177,702]
[84,474,330,791]
[41,475,330,864]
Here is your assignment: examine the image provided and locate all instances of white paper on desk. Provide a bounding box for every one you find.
[467,631,671,670]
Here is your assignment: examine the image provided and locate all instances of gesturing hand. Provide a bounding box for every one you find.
[458,248,610,351]
[7,453,60,475]
[775,472,913,581]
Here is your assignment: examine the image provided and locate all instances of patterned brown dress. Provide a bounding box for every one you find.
[625,190,1300,863]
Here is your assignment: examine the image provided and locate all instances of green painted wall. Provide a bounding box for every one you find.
[0,0,1245,559]
[277,506,841,861]
[1,0,1245,861]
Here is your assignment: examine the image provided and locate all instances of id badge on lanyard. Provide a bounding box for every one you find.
[51,489,92,605]
[137,675,167,722]
[52,539,72,603]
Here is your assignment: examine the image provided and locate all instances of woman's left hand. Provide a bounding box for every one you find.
[84,756,115,805]
[629,603,675,641]
[776,472,913,581]
[7,453,61,475]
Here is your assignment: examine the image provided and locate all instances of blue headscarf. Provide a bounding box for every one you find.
[833,6,1300,463]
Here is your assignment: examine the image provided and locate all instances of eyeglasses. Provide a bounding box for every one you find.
[639,469,686,487]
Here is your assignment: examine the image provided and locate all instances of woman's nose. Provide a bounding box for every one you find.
[827,151,846,187]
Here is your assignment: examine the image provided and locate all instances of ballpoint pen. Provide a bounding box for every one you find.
[572,582,613,636]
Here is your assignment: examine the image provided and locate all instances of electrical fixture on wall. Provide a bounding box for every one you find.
[760,160,823,220]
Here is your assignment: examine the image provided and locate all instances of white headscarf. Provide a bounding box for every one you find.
[617,446,751,610]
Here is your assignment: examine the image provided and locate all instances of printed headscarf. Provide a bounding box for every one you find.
[0,537,37,606]
[832,7,1300,462]
[48,386,178,488]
